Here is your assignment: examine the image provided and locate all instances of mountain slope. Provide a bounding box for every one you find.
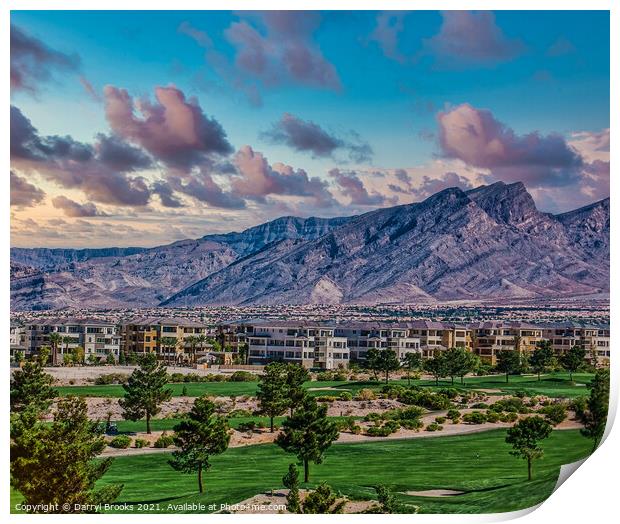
[10,215,350,310]
[163,183,609,306]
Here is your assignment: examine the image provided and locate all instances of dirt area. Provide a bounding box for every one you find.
[404,489,464,497]
[224,489,378,514]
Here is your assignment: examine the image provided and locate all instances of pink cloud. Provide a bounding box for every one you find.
[104,85,232,170]
[232,146,336,207]
[52,195,107,217]
[10,171,45,207]
[329,168,393,206]
[425,11,524,67]
[437,103,582,186]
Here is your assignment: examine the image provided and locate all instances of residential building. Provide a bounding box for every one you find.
[541,322,611,366]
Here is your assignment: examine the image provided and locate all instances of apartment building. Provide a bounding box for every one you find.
[121,317,213,363]
[470,321,544,364]
[333,323,421,362]
[542,322,611,365]
[405,321,472,356]
[10,322,26,360]
[22,318,121,362]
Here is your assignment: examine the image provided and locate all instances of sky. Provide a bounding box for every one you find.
[10,10,610,248]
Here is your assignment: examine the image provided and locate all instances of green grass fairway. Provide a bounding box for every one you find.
[11,429,592,514]
[95,429,593,513]
[55,372,592,399]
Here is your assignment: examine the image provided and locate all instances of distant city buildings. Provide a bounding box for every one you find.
[10,317,610,369]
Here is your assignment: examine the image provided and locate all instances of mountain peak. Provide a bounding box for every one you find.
[467,180,538,226]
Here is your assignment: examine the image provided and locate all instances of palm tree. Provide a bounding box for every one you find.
[159,336,178,366]
[61,336,72,364]
[184,335,199,367]
[48,332,62,367]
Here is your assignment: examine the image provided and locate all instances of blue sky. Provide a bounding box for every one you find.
[10,10,610,247]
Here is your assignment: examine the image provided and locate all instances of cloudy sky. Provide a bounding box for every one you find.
[10,10,610,248]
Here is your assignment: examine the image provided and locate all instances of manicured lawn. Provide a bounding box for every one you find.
[11,428,591,514]
[55,372,592,399]
[113,415,357,434]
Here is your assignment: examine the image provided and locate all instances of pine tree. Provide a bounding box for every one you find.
[169,396,230,494]
[10,396,123,512]
[505,416,552,481]
[302,483,346,514]
[285,363,310,415]
[276,395,339,482]
[580,368,609,452]
[119,353,172,433]
[282,463,301,513]
[10,357,56,414]
[257,362,289,432]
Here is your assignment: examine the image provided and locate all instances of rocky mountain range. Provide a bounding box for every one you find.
[10,182,609,310]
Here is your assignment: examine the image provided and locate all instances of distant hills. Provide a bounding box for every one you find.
[10,182,609,310]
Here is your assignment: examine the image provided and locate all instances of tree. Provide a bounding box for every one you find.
[505,416,552,481]
[496,350,522,383]
[106,352,116,365]
[238,342,249,365]
[444,347,479,385]
[118,351,126,366]
[364,347,382,381]
[87,354,98,366]
[302,483,345,514]
[561,344,586,381]
[72,346,85,365]
[423,352,447,386]
[282,463,301,513]
[285,364,310,415]
[169,396,230,494]
[276,395,339,482]
[48,332,62,366]
[579,368,609,452]
[377,349,401,383]
[63,353,73,366]
[119,353,172,433]
[375,485,399,513]
[256,362,289,432]
[402,352,422,386]
[10,396,123,512]
[10,357,56,414]
[61,336,72,362]
[159,336,179,366]
[184,335,199,367]
[529,341,554,381]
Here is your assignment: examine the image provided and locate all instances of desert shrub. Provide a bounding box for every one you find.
[435,416,446,424]
[229,409,253,418]
[237,421,257,432]
[315,371,332,381]
[134,438,149,448]
[446,409,461,420]
[169,372,184,383]
[230,371,257,382]
[333,371,348,381]
[316,396,336,403]
[339,391,353,401]
[183,373,201,382]
[569,397,588,417]
[366,420,399,437]
[437,388,460,399]
[364,412,383,423]
[381,384,406,399]
[355,388,377,401]
[95,373,128,385]
[108,435,132,449]
[513,389,528,398]
[500,412,518,423]
[462,411,487,424]
[470,402,489,409]
[425,422,443,432]
[400,418,424,430]
[538,404,567,426]
[398,389,451,410]
[489,397,529,414]
[486,411,500,423]
[154,432,175,448]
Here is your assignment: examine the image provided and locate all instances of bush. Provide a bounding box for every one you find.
[500,412,518,423]
[364,412,383,423]
[538,404,567,426]
[237,421,257,432]
[355,388,377,401]
[229,409,253,418]
[486,411,500,423]
[400,418,424,430]
[381,384,406,399]
[184,373,201,382]
[108,435,132,449]
[169,372,185,383]
[154,432,175,448]
[470,402,489,409]
[489,397,529,414]
[316,395,336,403]
[437,388,460,399]
[435,416,446,424]
[462,411,487,424]
[446,409,461,420]
[134,438,149,448]
[399,389,451,410]
[95,373,129,385]
[366,421,399,437]
[315,371,332,381]
[229,371,257,382]
[333,371,348,381]
[569,397,588,417]
[513,389,528,398]
[339,391,353,401]
[425,422,443,432]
